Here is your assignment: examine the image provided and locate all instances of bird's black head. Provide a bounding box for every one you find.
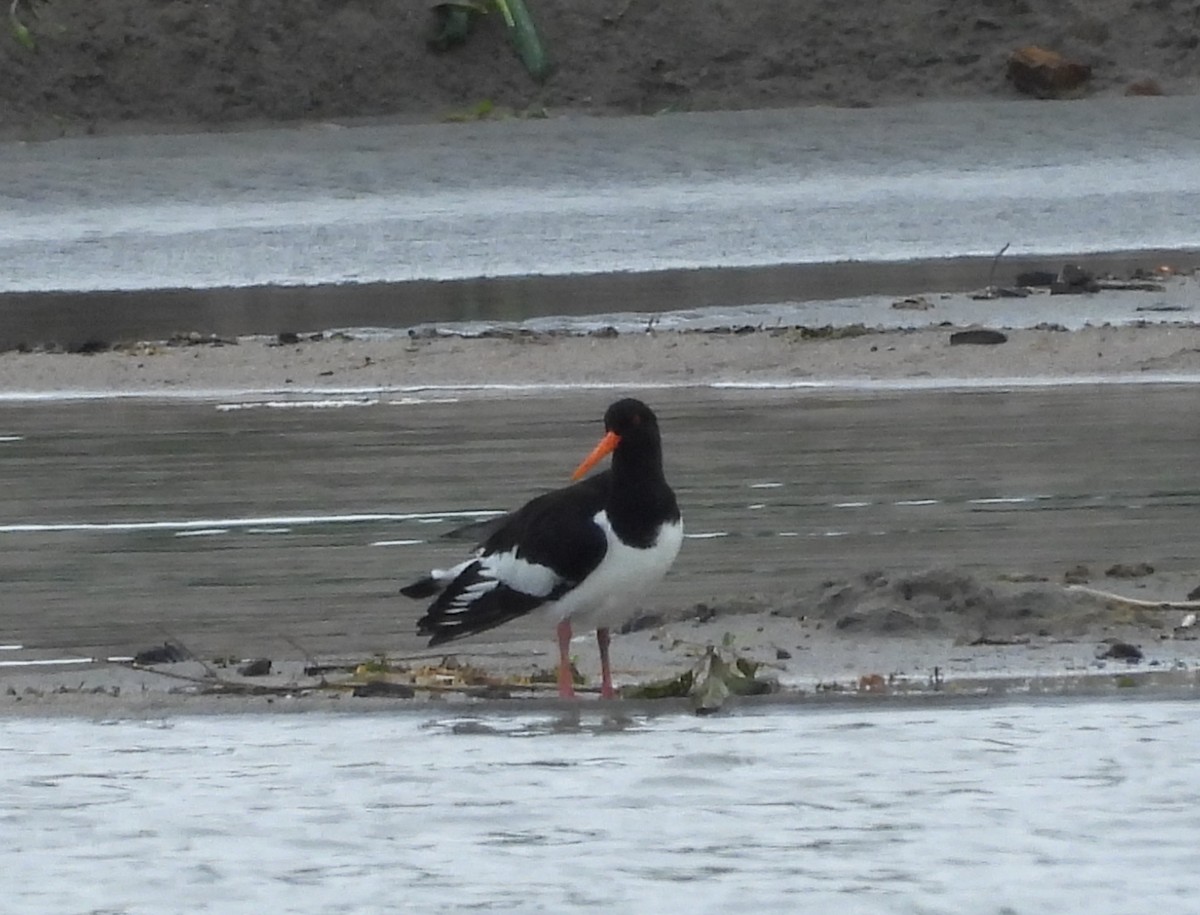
[571,399,664,481]
[603,398,659,438]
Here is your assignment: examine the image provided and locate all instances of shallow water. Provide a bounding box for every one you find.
[5,99,1200,293]
[3,698,1199,914]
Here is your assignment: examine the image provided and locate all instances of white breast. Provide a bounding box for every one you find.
[546,510,683,631]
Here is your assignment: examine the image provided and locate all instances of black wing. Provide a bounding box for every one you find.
[412,472,612,646]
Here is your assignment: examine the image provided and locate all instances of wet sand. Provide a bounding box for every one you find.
[1,376,1198,715]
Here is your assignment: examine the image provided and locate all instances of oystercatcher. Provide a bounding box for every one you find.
[403,398,682,699]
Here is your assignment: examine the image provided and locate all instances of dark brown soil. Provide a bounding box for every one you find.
[2,0,1198,138]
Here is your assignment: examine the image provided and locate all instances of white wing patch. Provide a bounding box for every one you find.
[438,546,566,614]
[480,548,564,597]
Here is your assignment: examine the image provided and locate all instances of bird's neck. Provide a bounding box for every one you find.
[605,435,676,545]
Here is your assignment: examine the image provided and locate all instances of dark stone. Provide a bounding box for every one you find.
[775,648,792,660]
[1099,641,1144,662]
[950,329,1008,345]
[277,331,301,345]
[1007,46,1091,98]
[1016,270,1057,287]
[237,658,272,677]
[1060,263,1094,286]
[132,641,192,665]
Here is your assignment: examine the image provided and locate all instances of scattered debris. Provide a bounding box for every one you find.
[166,331,238,347]
[1007,46,1091,98]
[690,646,772,714]
[237,658,273,677]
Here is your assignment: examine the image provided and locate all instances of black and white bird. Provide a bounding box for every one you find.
[402,398,683,699]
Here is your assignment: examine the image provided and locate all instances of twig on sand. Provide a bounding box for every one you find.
[1066,584,1200,610]
[987,242,1011,289]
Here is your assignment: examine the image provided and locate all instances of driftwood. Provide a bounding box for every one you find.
[1066,584,1200,610]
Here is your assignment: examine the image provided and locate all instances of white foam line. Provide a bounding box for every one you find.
[0,657,94,668]
[685,532,729,539]
[0,644,24,650]
[216,398,379,411]
[0,435,24,442]
[968,497,1037,504]
[834,501,872,508]
[894,499,941,506]
[0,510,504,535]
[749,482,784,489]
[175,529,228,537]
[2,373,1200,403]
[371,539,426,547]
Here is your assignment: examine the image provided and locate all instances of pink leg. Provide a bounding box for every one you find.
[556,619,576,699]
[597,627,615,699]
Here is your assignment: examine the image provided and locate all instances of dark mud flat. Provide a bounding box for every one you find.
[1,385,1198,712]
[7,250,1195,352]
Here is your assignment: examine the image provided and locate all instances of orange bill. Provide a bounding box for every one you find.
[571,431,621,480]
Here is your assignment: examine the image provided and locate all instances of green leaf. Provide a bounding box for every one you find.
[11,20,34,50]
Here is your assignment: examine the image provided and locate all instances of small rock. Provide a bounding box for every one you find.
[237,658,272,677]
[775,647,792,660]
[132,641,192,665]
[1187,583,1200,601]
[1097,640,1144,662]
[277,332,301,345]
[950,329,1008,346]
[1007,46,1091,98]
[1105,562,1155,579]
